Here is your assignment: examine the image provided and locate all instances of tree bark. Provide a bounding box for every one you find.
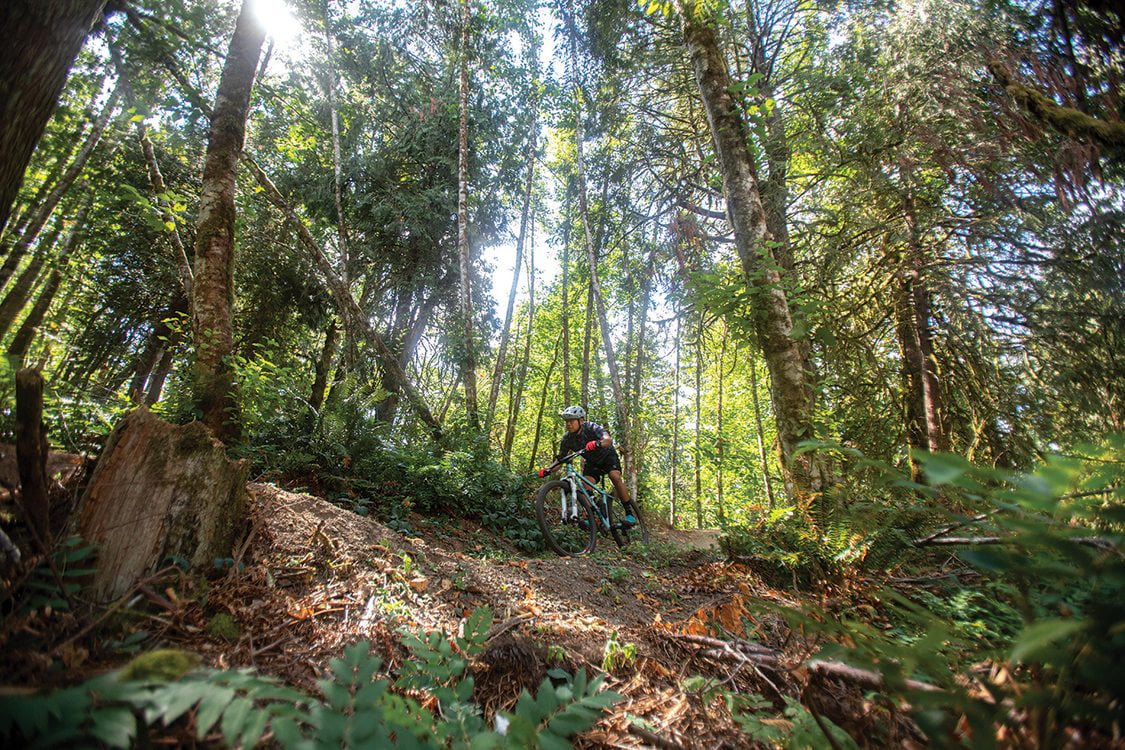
[456,0,479,429]
[566,19,627,434]
[750,354,776,509]
[502,231,536,466]
[670,316,681,525]
[894,186,947,474]
[676,0,828,501]
[310,319,338,414]
[0,224,63,339]
[15,368,49,552]
[74,409,249,602]
[694,316,704,529]
[191,0,266,444]
[0,0,108,234]
[6,192,93,361]
[0,79,121,295]
[561,187,572,405]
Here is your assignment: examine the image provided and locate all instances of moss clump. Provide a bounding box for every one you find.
[119,649,200,682]
[207,612,239,642]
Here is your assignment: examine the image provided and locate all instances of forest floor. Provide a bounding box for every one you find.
[2,475,924,748]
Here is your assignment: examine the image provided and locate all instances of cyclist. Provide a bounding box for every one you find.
[540,405,635,526]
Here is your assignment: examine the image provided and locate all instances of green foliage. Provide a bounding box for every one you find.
[11,536,98,615]
[680,677,857,749]
[0,607,621,748]
[479,489,545,553]
[600,631,637,672]
[772,437,1125,747]
[725,691,859,750]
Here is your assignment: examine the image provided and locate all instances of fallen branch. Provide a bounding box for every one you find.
[808,659,942,693]
[915,534,1120,553]
[627,722,689,750]
[672,632,779,659]
[912,512,993,545]
[916,536,1003,545]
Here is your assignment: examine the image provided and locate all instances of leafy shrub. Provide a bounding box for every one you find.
[773,437,1125,747]
[9,536,98,616]
[0,607,621,748]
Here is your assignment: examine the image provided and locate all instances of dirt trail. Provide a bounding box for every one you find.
[216,484,846,747]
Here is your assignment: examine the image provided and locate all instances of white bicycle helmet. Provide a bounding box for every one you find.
[559,405,586,419]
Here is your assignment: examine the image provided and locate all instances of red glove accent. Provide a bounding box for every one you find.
[585,440,598,451]
[538,468,547,478]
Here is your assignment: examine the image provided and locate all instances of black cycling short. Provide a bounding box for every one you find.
[583,451,622,482]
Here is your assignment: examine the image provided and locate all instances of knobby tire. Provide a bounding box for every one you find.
[536,480,597,556]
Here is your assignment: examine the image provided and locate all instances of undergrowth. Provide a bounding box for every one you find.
[0,607,621,749]
[726,436,1125,747]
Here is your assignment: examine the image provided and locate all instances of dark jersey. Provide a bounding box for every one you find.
[557,421,621,479]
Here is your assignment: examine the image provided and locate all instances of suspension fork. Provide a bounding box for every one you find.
[559,476,579,520]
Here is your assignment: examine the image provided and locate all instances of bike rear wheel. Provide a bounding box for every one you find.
[609,495,650,548]
[536,480,597,556]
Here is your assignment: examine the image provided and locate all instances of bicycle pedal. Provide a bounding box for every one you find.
[623,515,636,527]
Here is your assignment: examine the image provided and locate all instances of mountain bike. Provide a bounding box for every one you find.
[534,449,649,556]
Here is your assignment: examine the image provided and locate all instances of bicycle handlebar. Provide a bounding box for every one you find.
[537,448,587,476]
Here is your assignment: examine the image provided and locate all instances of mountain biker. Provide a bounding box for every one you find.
[539,405,635,526]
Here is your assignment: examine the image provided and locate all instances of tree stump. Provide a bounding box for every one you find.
[15,368,49,551]
[74,409,249,602]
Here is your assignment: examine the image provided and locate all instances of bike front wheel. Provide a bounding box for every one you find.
[609,495,650,548]
[536,480,597,556]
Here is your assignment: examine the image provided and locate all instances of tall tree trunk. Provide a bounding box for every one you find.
[191,1,266,444]
[581,281,593,405]
[528,340,560,472]
[716,323,727,525]
[626,242,657,509]
[0,79,121,294]
[456,0,479,429]
[6,192,92,361]
[1,88,90,249]
[750,353,775,509]
[310,319,338,414]
[561,187,572,404]
[0,223,63,339]
[486,95,538,431]
[503,222,536,466]
[694,316,704,529]
[670,315,681,525]
[564,0,627,433]
[0,0,108,234]
[677,0,828,501]
[895,188,948,473]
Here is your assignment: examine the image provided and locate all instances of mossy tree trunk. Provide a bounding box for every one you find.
[191,1,265,443]
[74,409,249,602]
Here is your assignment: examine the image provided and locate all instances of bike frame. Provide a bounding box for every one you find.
[555,455,615,534]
